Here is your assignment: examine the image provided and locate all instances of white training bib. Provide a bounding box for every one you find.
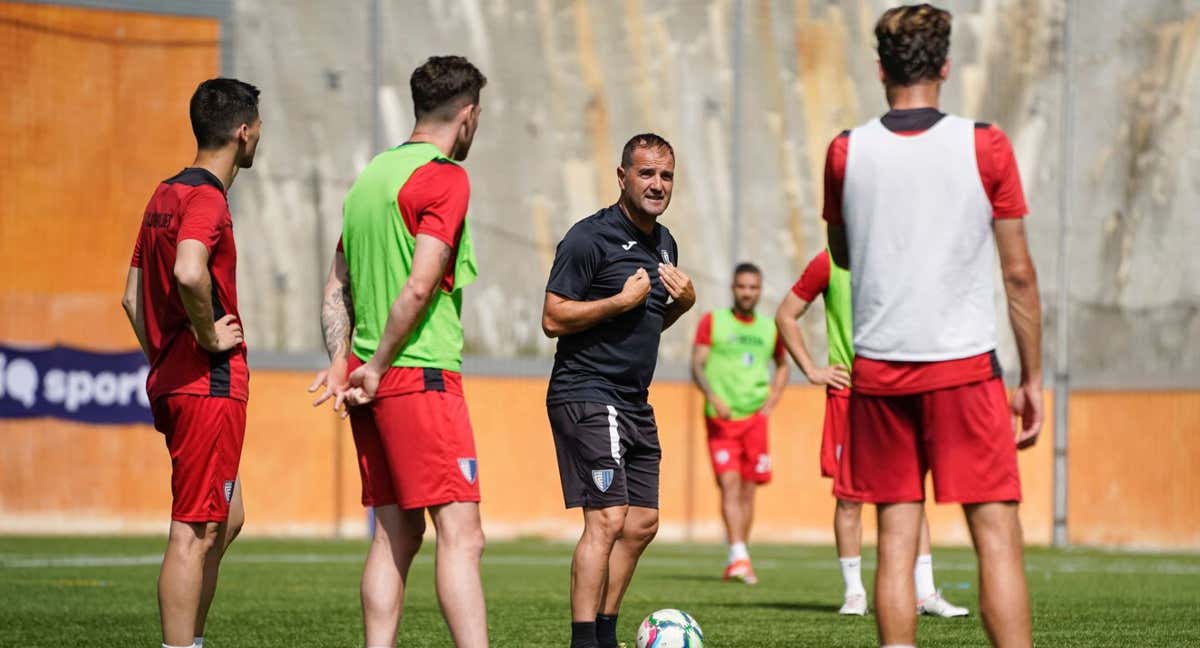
[842,114,997,361]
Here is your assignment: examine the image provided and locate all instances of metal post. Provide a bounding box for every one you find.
[729,0,744,267]
[370,0,383,154]
[362,0,383,541]
[1052,0,1075,548]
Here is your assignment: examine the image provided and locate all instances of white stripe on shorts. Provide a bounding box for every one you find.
[606,405,621,466]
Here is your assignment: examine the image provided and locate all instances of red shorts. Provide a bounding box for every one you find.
[834,378,1021,504]
[349,379,481,510]
[152,395,246,523]
[820,390,850,479]
[705,413,771,484]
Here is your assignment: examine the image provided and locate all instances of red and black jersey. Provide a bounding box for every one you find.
[131,167,248,403]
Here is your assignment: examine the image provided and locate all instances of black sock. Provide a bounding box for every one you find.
[571,621,597,648]
[596,613,619,648]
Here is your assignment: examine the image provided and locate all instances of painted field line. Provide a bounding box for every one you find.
[3,553,1198,576]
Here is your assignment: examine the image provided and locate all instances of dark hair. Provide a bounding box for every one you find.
[875,4,952,86]
[189,78,260,150]
[733,262,762,277]
[411,56,488,121]
[621,133,674,169]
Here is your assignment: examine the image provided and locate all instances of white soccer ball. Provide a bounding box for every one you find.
[636,608,704,648]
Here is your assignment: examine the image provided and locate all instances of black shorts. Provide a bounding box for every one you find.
[548,401,661,509]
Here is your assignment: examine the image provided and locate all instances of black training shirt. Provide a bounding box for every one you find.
[545,204,680,413]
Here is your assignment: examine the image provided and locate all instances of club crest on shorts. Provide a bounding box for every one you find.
[592,468,614,493]
[223,480,235,503]
[458,458,478,485]
[714,449,731,465]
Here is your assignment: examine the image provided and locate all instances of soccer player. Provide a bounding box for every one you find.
[777,250,968,618]
[309,56,489,647]
[825,5,1043,647]
[689,263,789,585]
[122,78,261,648]
[542,133,695,648]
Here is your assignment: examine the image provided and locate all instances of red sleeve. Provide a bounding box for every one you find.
[177,188,228,251]
[399,162,470,248]
[773,334,786,360]
[335,235,343,253]
[693,312,713,346]
[130,232,143,268]
[821,132,849,225]
[975,124,1027,219]
[791,250,831,301]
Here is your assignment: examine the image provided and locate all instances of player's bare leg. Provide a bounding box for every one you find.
[915,509,969,617]
[835,499,864,558]
[738,480,757,543]
[724,478,758,583]
[834,498,867,614]
[429,501,489,647]
[601,505,660,615]
[573,506,626,621]
[717,471,745,548]
[159,520,221,646]
[875,502,922,645]
[716,471,753,582]
[361,504,426,647]
[964,502,1032,648]
[194,479,245,640]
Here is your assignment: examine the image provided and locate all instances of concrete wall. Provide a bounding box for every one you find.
[2,0,1199,548]
[228,0,1200,386]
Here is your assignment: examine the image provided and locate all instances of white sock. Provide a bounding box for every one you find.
[915,554,936,601]
[728,541,749,563]
[193,639,204,647]
[162,643,195,648]
[839,556,866,597]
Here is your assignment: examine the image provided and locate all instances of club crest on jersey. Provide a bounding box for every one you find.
[223,480,235,503]
[659,249,671,264]
[592,469,614,493]
[458,458,478,485]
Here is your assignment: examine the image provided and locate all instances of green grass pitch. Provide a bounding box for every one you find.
[2,536,1198,646]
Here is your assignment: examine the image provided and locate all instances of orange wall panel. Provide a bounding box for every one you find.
[0,2,220,348]
[1067,391,1200,549]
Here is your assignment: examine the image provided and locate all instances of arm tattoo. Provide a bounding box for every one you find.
[321,281,354,360]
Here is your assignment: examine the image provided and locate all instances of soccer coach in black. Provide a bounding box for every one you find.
[541,133,696,648]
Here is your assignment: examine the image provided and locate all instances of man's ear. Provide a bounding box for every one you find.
[456,102,475,126]
[877,60,887,84]
[940,58,951,81]
[616,165,627,191]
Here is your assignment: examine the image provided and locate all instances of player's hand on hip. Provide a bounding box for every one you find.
[809,364,851,390]
[198,314,244,353]
[618,267,652,310]
[308,357,349,407]
[658,263,695,308]
[712,397,733,420]
[1011,381,1043,449]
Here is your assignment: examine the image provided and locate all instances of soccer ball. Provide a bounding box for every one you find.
[636,608,704,648]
